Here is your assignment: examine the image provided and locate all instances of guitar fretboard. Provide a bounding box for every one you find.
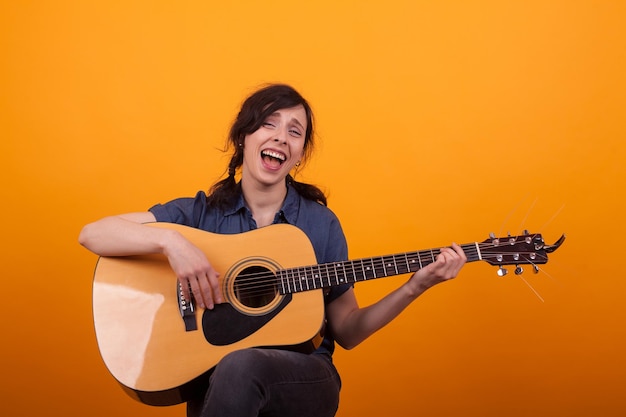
[278,243,481,295]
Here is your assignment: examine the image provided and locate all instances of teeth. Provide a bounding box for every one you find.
[261,150,286,161]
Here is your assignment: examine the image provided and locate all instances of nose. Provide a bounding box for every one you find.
[274,128,288,144]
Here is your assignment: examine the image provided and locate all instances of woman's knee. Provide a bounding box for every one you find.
[211,349,276,390]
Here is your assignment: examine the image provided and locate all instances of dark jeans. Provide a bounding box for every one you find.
[186,348,342,417]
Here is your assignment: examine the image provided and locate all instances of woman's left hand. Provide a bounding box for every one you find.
[406,243,467,293]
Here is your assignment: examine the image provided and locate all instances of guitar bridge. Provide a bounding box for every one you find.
[178,281,198,332]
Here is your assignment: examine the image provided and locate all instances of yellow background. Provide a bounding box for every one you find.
[2,1,625,416]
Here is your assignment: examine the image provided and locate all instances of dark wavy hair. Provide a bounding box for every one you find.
[207,84,327,208]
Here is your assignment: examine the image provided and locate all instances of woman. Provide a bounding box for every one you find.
[79,84,466,417]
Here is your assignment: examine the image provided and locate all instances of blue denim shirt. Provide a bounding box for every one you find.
[149,184,351,355]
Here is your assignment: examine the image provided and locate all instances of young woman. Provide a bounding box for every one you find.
[79,84,466,417]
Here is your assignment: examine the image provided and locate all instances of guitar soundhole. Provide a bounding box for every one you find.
[233,266,277,308]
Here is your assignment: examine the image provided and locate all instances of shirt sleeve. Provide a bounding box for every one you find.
[148,191,210,228]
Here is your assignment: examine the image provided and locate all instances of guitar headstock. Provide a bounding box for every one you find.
[479,231,565,276]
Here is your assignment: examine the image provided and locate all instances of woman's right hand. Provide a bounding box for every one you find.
[163,231,223,310]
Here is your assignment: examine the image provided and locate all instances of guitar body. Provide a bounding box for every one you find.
[92,223,325,406]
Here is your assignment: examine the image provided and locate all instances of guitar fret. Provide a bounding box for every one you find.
[376,257,387,277]
[305,268,311,290]
[279,270,286,294]
[291,268,298,293]
[358,259,365,280]
[297,268,304,291]
[317,263,322,287]
[302,267,309,290]
[298,268,304,292]
[368,258,377,278]
[334,262,345,285]
[382,256,389,276]
[324,263,331,287]
[350,261,358,283]
[305,267,311,291]
[311,266,320,289]
[286,268,293,294]
[308,265,317,290]
[307,266,314,290]
[281,269,287,294]
[310,267,315,289]
[360,259,369,281]
[387,256,398,275]
[394,254,408,275]
[407,252,419,271]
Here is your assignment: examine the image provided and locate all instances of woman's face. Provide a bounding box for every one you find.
[241,104,307,188]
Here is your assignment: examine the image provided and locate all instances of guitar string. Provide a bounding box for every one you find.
[216,252,545,299]
[509,198,546,303]
[226,251,543,289]
[538,203,566,234]
[517,197,538,233]
[219,253,548,301]
[220,239,544,290]
[221,236,544,288]
[516,273,545,303]
[497,194,532,237]
[227,248,466,288]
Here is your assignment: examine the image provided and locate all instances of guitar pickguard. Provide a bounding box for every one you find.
[201,294,293,345]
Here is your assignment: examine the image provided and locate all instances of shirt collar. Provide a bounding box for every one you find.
[223,183,300,225]
[224,191,247,217]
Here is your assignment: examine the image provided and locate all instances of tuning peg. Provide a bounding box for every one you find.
[515,265,524,275]
[497,267,508,277]
[489,232,501,246]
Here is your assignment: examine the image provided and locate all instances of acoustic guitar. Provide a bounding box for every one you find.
[92,222,564,406]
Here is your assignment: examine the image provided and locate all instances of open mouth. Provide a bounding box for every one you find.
[261,149,286,168]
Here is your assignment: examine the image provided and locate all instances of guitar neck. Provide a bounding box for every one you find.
[278,243,481,295]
